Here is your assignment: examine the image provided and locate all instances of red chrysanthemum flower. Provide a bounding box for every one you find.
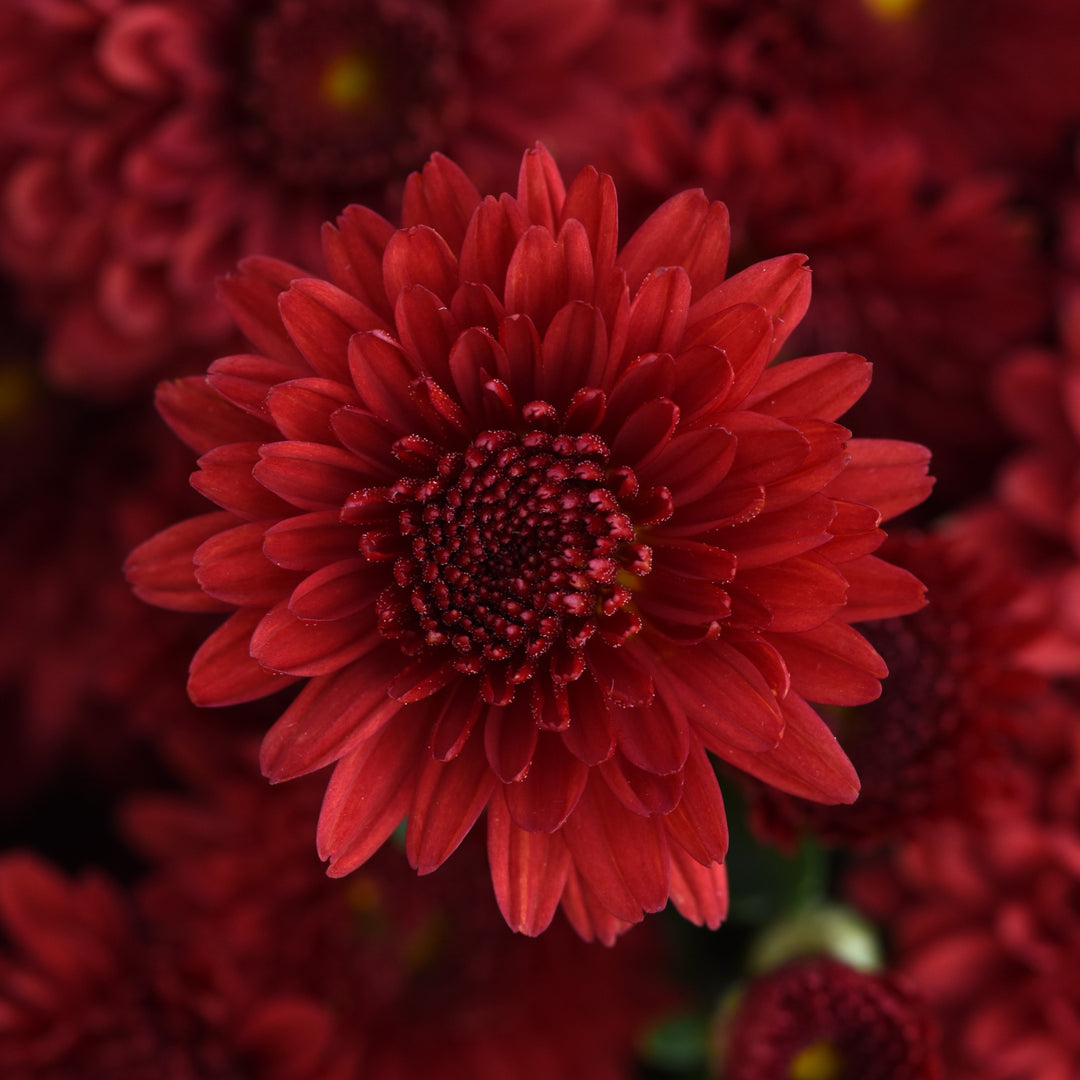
[742,522,1049,849]
[0,852,359,1080]
[847,699,1080,1080]
[716,956,943,1080]
[0,0,692,397]
[122,731,675,1080]
[126,145,932,941]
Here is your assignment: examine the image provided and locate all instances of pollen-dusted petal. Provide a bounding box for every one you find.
[825,438,934,522]
[382,224,459,307]
[838,556,929,621]
[393,284,456,385]
[278,278,384,384]
[250,599,378,677]
[194,520,301,607]
[688,254,811,362]
[192,443,295,519]
[321,204,396,322]
[263,510,364,571]
[617,188,729,296]
[206,353,311,421]
[667,849,727,931]
[484,697,540,784]
[767,620,887,706]
[561,677,617,765]
[125,511,238,613]
[459,193,530,297]
[217,255,309,365]
[517,142,567,234]
[538,300,608,405]
[189,608,300,707]
[561,777,670,921]
[407,734,497,874]
[624,266,691,360]
[156,374,277,453]
[487,787,571,937]
[661,740,729,866]
[721,494,836,570]
[346,330,425,434]
[265,377,358,444]
[259,645,406,781]
[600,752,684,816]
[712,692,860,805]
[560,165,618,271]
[745,352,872,422]
[253,441,370,511]
[288,557,383,621]
[735,552,849,632]
[503,731,589,833]
[401,152,482,252]
[652,638,784,752]
[317,710,429,876]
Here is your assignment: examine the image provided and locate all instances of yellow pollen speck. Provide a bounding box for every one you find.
[320,52,376,112]
[790,1039,844,1080]
[862,0,922,20]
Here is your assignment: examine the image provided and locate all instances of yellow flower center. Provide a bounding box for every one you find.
[861,0,922,20]
[320,52,377,112]
[790,1039,844,1080]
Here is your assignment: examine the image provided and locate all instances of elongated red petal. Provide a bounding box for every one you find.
[192,443,294,519]
[826,438,934,522]
[250,600,377,677]
[767,620,887,706]
[745,352,871,422]
[666,849,727,930]
[194,520,300,607]
[504,730,588,832]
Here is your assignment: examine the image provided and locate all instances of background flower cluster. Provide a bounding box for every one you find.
[2,1,1079,1077]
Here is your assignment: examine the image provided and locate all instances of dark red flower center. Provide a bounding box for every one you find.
[376,428,650,685]
[242,0,462,186]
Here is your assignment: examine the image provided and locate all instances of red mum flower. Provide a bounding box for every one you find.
[126,145,932,941]
[0,853,359,1080]
[743,521,1049,849]
[716,956,943,1080]
[847,699,1080,1080]
[0,0,692,397]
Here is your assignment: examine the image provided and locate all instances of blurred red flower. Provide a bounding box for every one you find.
[717,955,942,1080]
[0,0,692,397]
[126,144,932,940]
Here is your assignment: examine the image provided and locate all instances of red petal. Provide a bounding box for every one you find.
[625,266,691,364]
[561,165,618,271]
[612,694,690,775]
[617,189,729,296]
[263,510,364,571]
[538,301,608,406]
[329,406,403,482]
[637,425,737,506]
[504,225,568,334]
[401,152,481,252]
[667,849,727,930]
[346,331,423,434]
[636,567,732,626]
[745,352,871,422]
[429,680,485,762]
[560,865,639,945]
[288,557,383,621]
[610,396,678,470]
[503,732,588,832]
[735,551,849,632]
[459,193,530,297]
[722,494,836,570]
[250,599,377,676]
[652,638,784,752]
[387,654,458,704]
[259,646,405,780]
[825,439,934,522]
[156,375,276,454]
[253,441,369,511]
[760,419,850,512]
[265,378,358,443]
[586,642,654,706]
[561,677,616,765]
[407,734,496,874]
[683,303,774,411]
[517,143,566,233]
[393,284,456,385]
[650,537,738,582]
[662,739,729,866]
[487,787,571,936]
[207,353,309,421]
[483,697,540,783]
[125,512,237,613]
[671,344,735,427]
[712,691,859,804]
[560,778,670,920]
[322,204,395,322]
[317,712,428,875]
[721,412,812,487]
[816,500,885,563]
[194,520,300,607]
[279,278,384,383]
[382,225,459,307]
[498,313,543,406]
[600,752,684,816]
[192,443,294,520]
[448,327,507,425]
[767,620,886,706]
[189,609,300,707]
[838,556,928,621]
[604,352,675,432]
[217,255,308,364]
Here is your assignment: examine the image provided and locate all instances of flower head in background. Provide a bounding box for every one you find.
[127,144,932,941]
[0,0,692,397]
[715,955,943,1080]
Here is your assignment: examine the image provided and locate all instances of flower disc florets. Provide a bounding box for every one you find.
[127,144,932,942]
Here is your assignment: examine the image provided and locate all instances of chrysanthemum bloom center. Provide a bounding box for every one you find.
[374,427,650,689]
[789,1039,844,1080]
[243,0,461,185]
